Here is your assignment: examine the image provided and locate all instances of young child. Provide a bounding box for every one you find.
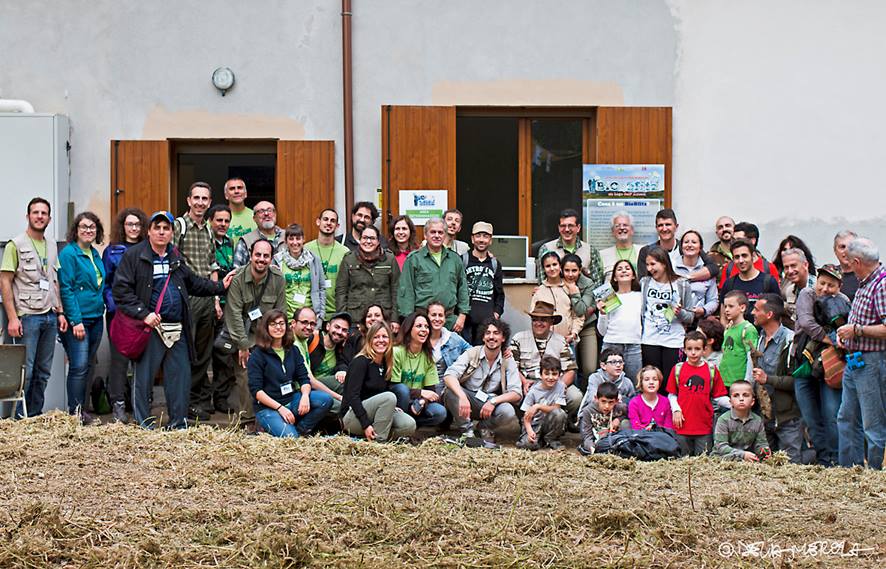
[719,291,759,388]
[697,317,725,367]
[577,347,637,418]
[517,356,568,451]
[578,381,628,455]
[713,380,772,462]
[667,331,730,456]
[628,366,674,431]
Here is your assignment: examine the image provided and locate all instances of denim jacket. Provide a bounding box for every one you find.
[432,328,471,377]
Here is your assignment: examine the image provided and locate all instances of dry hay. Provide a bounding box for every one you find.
[0,413,884,568]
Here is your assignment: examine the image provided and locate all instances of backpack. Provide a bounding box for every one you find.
[461,251,499,273]
[594,429,680,461]
[673,361,718,396]
[174,216,213,251]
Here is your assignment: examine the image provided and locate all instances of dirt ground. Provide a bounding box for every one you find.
[0,413,883,568]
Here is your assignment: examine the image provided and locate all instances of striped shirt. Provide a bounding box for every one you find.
[845,264,886,352]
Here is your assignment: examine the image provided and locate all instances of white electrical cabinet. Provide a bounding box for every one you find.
[0,113,72,415]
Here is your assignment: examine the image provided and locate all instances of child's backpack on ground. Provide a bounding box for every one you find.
[594,428,680,461]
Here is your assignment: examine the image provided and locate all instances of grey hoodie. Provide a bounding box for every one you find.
[578,369,637,418]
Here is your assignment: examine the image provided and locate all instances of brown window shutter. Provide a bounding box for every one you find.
[276,140,335,242]
[110,140,171,219]
[381,105,456,235]
[594,107,673,207]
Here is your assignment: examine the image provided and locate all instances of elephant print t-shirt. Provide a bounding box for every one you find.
[666,361,728,436]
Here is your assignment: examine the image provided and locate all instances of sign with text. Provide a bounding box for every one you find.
[582,165,665,250]
[399,190,447,223]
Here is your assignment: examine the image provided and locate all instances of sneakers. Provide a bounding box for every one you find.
[112,401,129,423]
[79,411,98,425]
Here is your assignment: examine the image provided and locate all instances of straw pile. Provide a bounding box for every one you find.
[0,413,883,568]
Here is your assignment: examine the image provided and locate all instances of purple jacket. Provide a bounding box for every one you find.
[628,394,674,430]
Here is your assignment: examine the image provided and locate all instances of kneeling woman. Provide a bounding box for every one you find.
[248,310,333,437]
[341,321,417,441]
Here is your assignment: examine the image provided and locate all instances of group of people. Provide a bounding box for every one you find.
[2,181,883,470]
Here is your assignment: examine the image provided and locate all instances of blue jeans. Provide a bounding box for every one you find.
[255,391,333,437]
[794,376,842,466]
[134,331,191,429]
[59,317,104,414]
[390,382,447,427]
[15,312,58,418]
[837,351,886,470]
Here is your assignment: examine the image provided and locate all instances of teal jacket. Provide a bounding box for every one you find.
[58,242,106,324]
[397,246,469,324]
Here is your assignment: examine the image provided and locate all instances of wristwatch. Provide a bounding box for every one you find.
[487,397,497,407]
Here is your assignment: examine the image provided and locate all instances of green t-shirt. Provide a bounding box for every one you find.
[1,239,48,272]
[281,262,313,318]
[390,345,439,390]
[430,251,442,266]
[616,246,638,268]
[305,239,349,315]
[719,320,759,386]
[227,207,256,247]
[273,347,286,362]
[314,347,338,377]
[80,246,103,287]
[294,336,310,363]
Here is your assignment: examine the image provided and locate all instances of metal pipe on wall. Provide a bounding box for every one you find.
[342,0,355,230]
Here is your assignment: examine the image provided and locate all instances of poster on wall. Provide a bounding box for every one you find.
[582,164,665,250]
[398,190,448,223]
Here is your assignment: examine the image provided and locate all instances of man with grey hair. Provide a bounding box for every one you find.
[397,217,470,330]
[834,230,860,301]
[599,211,642,280]
[232,201,285,267]
[835,237,886,470]
[780,247,814,326]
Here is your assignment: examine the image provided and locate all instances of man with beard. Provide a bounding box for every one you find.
[337,201,388,252]
[173,182,219,422]
[708,216,735,270]
[599,211,642,280]
[461,221,504,344]
[225,239,286,420]
[719,221,781,287]
[305,208,350,317]
[443,318,521,447]
[1,197,68,417]
[232,201,285,267]
[300,310,352,414]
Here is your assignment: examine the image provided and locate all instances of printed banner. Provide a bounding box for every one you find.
[582,165,665,249]
[399,190,448,223]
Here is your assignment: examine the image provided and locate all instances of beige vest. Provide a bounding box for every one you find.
[10,233,59,316]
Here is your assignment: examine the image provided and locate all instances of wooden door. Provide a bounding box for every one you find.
[594,107,673,206]
[276,140,335,242]
[381,106,456,233]
[110,140,171,219]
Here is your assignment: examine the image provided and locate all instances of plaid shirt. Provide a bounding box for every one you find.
[537,237,604,287]
[713,410,770,460]
[174,215,217,278]
[846,264,886,352]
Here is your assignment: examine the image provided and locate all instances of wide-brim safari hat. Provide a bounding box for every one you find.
[525,301,563,325]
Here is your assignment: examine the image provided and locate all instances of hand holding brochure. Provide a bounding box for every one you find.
[593,283,621,313]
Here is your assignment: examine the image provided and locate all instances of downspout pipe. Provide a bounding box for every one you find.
[342,0,355,232]
[0,99,35,113]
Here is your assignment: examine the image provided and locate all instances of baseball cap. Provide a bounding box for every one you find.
[471,221,494,235]
[327,311,353,327]
[150,211,174,225]
[817,263,843,282]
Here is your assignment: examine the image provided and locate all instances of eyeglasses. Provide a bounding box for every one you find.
[124,222,142,228]
[255,208,275,216]
[79,224,97,232]
[268,321,287,329]
[297,320,317,327]
[360,236,378,242]
[604,359,625,365]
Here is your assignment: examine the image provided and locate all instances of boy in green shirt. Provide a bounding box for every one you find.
[305,208,350,317]
[719,290,758,387]
[713,380,771,462]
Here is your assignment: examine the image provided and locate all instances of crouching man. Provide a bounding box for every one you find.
[443,318,521,447]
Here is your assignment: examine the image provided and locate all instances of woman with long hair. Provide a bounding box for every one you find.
[427,300,471,386]
[58,211,107,422]
[561,253,599,377]
[529,251,584,344]
[596,259,644,382]
[390,311,446,426]
[389,215,418,270]
[640,246,694,390]
[341,321,416,441]
[248,310,333,437]
[102,207,147,422]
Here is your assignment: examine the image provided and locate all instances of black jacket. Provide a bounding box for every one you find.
[111,240,224,359]
[307,331,352,376]
[247,346,311,413]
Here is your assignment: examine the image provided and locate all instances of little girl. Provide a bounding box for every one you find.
[628,365,674,430]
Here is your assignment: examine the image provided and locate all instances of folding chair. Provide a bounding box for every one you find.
[0,345,27,418]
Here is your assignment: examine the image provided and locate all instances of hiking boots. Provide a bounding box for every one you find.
[112,401,129,423]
